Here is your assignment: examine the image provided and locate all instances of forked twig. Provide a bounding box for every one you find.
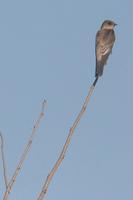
[37,78,98,200]
[3,100,47,200]
[0,133,8,189]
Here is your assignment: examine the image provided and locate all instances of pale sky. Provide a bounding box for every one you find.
[0,0,133,199]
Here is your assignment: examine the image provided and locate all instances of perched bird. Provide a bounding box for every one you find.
[95,20,116,78]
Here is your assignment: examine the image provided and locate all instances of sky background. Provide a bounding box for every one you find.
[0,0,133,199]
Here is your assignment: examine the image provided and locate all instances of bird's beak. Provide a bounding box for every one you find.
[114,23,117,26]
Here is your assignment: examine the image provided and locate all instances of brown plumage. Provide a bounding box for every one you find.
[95,20,116,77]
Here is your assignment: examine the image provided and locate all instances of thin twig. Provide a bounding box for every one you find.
[3,100,47,200]
[37,78,98,200]
[0,133,8,189]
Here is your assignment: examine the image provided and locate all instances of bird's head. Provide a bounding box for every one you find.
[101,20,117,30]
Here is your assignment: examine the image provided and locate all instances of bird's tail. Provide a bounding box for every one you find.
[93,76,99,86]
[95,61,104,77]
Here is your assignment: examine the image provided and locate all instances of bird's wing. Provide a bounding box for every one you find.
[95,29,115,76]
[96,29,115,62]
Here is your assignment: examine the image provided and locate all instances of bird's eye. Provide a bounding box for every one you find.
[108,22,112,25]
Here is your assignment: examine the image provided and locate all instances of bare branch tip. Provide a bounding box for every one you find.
[0,132,3,146]
[41,99,47,112]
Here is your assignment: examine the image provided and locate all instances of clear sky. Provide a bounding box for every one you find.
[0,0,133,199]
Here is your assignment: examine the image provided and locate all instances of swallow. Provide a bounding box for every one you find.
[95,20,116,77]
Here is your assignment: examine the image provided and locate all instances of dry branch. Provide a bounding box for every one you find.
[0,133,8,189]
[3,100,47,200]
[37,78,98,200]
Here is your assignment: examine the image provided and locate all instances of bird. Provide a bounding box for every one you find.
[95,20,117,78]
